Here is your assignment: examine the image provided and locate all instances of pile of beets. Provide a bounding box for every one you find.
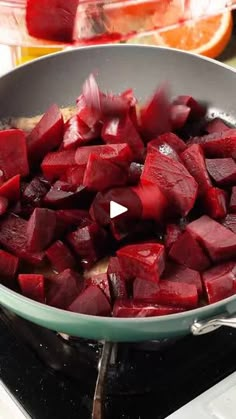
[0,74,236,318]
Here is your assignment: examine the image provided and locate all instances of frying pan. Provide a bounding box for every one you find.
[1,45,236,342]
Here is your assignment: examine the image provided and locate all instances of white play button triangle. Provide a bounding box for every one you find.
[110,201,128,219]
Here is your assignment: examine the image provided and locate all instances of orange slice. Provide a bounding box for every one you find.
[156,12,233,58]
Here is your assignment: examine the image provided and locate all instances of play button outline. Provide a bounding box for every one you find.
[110,200,128,219]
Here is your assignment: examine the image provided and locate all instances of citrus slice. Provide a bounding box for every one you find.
[156,12,233,58]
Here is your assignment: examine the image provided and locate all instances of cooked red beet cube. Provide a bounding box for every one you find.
[63,114,99,150]
[68,284,111,315]
[121,88,138,128]
[205,118,230,134]
[67,222,108,269]
[75,143,133,168]
[76,92,101,133]
[44,181,93,209]
[0,214,44,265]
[27,208,57,252]
[203,187,227,219]
[22,176,50,207]
[117,242,165,282]
[107,256,127,299]
[148,132,186,154]
[86,273,111,301]
[164,224,182,252]
[0,175,20,202]
[181,144,212,195]
[132,183,168,221]
[0,170,5,186]
[162,263,202,294]
[222,213,236,234]
[46,240,76,272]
[140,83,171,141]
[113,300,186,317]
[141,150,198,216]
[188,129,236,158]
[101,115,144,160]
[64,165,85,185]
[202,262,236,304]
[27,104,64,164]
[186,215,236,263]
[0,197,8,216]
[90,187,142,226]
[173,95,206,119]
[170,104,191,130]
[206,158,236,186]
[56,209,91,228]
[127,162,143,185]
[41,150,76,180]
[169,230,210,271]
[148,141,181,162]
[230,187,236,213]
[0,129,29,180]
[47,268,83,309]
[26,0,79,42]
[18,274,45,303]
[83,154,127,191]
[0,249,19,285]
[133,277,198,308]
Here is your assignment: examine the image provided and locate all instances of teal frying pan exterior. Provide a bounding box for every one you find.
[1,45,236,342]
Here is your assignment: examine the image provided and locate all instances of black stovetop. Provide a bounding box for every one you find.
[1,308,236,419]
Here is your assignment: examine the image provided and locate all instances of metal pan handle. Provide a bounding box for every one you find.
[191,314,236,335]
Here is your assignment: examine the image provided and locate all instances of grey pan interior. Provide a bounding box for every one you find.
[1,45,236,342]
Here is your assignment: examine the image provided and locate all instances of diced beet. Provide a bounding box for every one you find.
[67,222,108,269]
[148,141,181,162]
[186,215,236,263]
[169,230,211,271]
[188,129,236,158]
[63,114,99,150]
[140,83,171,141]
[0,170,5,186]
[0,197,8,216]
[56,209,91,228]
[230,187,236,213]
[83,153,127,191]
[101,115,144,160]
[132,183,168,221]
[121,88,138,128]
[0,214,44,265]
[47,268,83,309]
[26,0,79,42]
[162,263,202,294]
[181,144,212,195]
[107,256,127,299]
[75,143,133,168]
[222,213,236,234]
[0,129,29,180]
[41,150,76,180]
[202,262,236,304]
[127,162,143,185]
[117,242,165,282]
[164,224,182,252]
[203,187,227,219]
[46,240,76,272]
[113,300,186,317]
[64,165,85,185]
[90,187,142,226]
[27,104,64,164]
[86,273,111,301]
[170,104,191,130]
[27,208,56,252]
[0,175,20,202]
[206,158,236,186]
[148,132,186,154]
[205,118,230,134]
[0,249,19,285]
[100,93,131,118]
[44,181,93,209]
[22,176,50,207]
[76,92,101,134]
[173,95,206,119]
[68,284,111,316]
[18,274,45,303]
[141,150,198,216]
[133,277,198,308]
